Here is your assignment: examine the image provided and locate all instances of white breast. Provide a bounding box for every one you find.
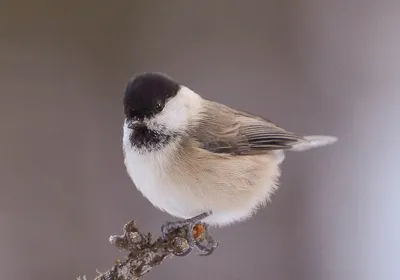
[122,123,193,218]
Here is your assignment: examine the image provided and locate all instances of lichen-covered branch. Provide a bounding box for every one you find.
[92,221,193,280]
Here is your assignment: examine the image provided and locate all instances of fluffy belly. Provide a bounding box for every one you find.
[124,143,282,227]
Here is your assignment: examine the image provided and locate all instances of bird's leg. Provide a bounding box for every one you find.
[161,212,211,239]
[161,211,218,256]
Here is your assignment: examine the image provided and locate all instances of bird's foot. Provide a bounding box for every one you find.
[161,211,219,256]
[194,223,219,256]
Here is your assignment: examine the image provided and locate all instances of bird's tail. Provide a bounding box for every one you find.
[290,135,338,152]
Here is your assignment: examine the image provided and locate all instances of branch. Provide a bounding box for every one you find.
[92,220,193,280]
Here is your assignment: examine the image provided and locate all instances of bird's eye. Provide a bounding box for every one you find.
[155,102,164,112]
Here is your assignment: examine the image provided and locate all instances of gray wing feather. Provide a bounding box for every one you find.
[192,100,303,155]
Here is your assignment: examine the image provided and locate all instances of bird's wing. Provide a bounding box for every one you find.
[191,101,304,155]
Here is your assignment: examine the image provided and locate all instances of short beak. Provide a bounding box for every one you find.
[127,120,145,129]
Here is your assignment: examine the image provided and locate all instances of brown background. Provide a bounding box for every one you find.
[1,1,399,280]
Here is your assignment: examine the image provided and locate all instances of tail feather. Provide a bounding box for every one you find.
[290,135,338,152]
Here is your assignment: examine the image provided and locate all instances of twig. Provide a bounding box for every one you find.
[93,221,193,280]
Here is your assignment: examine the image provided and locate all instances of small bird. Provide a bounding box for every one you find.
[122,72,337,256]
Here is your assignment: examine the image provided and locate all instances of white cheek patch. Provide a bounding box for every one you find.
[151,86,203,131]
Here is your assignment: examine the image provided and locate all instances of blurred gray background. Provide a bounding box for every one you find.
[1,1,399,280]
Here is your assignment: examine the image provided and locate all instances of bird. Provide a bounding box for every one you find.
[121,72,337,256]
